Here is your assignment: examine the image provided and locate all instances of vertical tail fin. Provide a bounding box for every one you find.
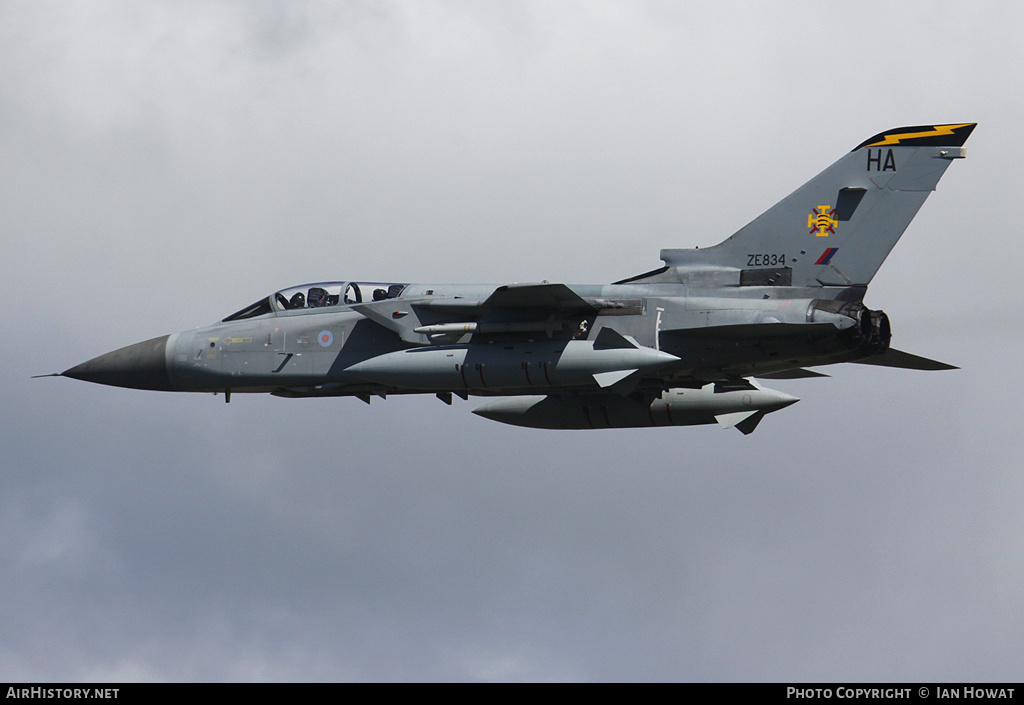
[661,123,976,290]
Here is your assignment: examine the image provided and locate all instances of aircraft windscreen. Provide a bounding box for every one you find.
[222,296,273,322]
[222,282,410,321]
[272,282,408,312]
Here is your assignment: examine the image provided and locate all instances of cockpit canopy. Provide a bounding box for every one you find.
[223,281,408,322]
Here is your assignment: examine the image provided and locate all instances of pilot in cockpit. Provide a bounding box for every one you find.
[307,287,329,307]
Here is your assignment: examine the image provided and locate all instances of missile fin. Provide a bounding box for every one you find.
[733,410,768,435]
[720,409,761,432]
[593,369,637,388]
[593,327,639,350]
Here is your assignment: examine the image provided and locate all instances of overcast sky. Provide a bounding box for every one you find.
[3,0,1023,681]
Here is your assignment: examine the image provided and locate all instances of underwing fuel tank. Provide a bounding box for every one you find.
[472,383,799,434]
[344,338,679,392]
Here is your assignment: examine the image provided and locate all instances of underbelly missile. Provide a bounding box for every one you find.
[472,384,798,433]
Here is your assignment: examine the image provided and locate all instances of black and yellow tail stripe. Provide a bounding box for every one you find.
[853,123,976,150]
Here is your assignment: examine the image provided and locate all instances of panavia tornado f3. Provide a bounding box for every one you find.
[57,123,975,433]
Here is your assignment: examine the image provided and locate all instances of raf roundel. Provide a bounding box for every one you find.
[318,330,334,347]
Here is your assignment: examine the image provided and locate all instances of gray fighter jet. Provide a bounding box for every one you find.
[57,123,975,433]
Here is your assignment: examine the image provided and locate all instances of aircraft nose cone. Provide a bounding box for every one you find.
[62,335,175,391]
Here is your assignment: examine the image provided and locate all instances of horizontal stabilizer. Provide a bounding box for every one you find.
[757,368,831,379]
[852,348,958,371]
